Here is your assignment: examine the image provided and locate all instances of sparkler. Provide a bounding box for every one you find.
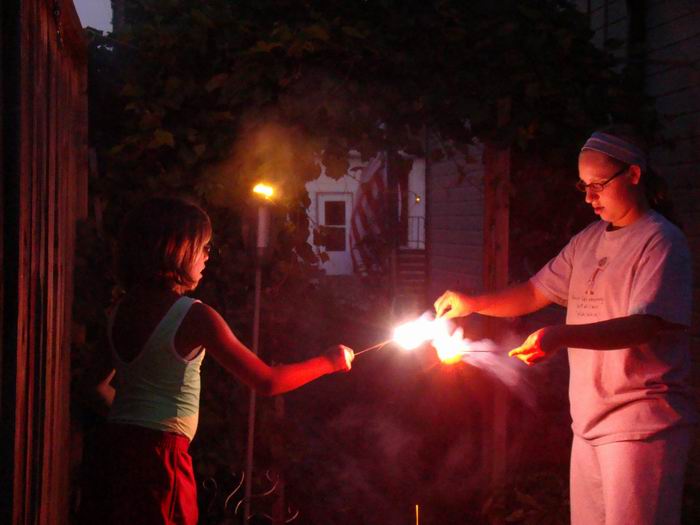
[353,339,393,356]
[352,314,499,363]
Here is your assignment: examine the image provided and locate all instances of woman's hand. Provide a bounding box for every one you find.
[325,345,354,372]
[433,290,475,319]
[508,326,562,366]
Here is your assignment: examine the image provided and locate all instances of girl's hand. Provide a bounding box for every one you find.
[325,345,354,372]
[434,290,475,319]
[508,327,561,366]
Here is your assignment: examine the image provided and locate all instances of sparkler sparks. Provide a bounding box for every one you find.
[432,327,473,364]
[353,313,497,363]
[393,316,448,350]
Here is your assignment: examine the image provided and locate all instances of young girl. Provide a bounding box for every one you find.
[80,196,354,525]
[434,125,696,525]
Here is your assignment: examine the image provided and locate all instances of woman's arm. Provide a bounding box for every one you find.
[177,303,352,396]
[547,314,672,350]
[434,280,552,319]
[509,314,678,365]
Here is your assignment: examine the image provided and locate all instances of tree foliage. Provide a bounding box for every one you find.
[88,0,655,278]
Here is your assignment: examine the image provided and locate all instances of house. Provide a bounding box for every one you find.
[306,144,485,316]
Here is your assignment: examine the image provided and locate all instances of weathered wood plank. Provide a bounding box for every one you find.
[4,0,87,523]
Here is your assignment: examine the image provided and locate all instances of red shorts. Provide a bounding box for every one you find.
[78,423,198,525]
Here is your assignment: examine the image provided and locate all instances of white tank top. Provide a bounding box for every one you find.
[108,296,205,440]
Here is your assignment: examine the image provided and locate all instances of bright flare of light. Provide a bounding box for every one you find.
[433,327,470,364]
[393,316,449,350]
[252,183,274,199]
[344,348,354,368]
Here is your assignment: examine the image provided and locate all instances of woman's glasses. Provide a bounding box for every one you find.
[576,166,628,193]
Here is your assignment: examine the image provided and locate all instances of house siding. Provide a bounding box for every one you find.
[426,146,484,303]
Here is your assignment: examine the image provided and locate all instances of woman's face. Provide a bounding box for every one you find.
[189,236,211,288]
[578,150,644,228]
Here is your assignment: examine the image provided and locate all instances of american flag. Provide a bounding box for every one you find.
[350,154,387,274]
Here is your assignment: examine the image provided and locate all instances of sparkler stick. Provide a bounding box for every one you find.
[353,339,496,358]
[353,339,393,357]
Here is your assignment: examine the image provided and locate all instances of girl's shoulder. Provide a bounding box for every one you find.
[185,300,220,322]
[179,300,229,338]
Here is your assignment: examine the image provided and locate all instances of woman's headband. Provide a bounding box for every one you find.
[581,131,647,172]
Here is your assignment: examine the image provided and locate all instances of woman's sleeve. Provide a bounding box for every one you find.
[629,231,692,327]
[530,234,579,307]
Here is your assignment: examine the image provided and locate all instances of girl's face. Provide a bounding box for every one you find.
[578,150,646,228]
[189,236,211,288]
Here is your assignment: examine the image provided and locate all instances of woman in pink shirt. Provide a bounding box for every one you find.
[435,125,695,525]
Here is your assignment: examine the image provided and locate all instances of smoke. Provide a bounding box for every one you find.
[201,118,322,209]
[409,311,541,409]
[459,338,538,409]
[283,312,569,524]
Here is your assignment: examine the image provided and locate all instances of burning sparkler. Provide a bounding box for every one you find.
[353,313,497,363]
[393,315,449,350]
[351,313,537,406]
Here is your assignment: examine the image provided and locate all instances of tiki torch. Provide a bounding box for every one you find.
[244,182,275,525]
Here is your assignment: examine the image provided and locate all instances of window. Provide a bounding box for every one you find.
[321,200,346,251]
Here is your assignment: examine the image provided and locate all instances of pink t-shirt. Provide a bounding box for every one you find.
[532,210,696,444]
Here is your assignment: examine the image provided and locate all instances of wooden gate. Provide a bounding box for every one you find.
[1,0,87,523]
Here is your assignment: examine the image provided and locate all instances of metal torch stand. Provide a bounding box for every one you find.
[244,203,269,525]
[243,263,261,524]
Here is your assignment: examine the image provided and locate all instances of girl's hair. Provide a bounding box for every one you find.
[116,196,212,292]
[597,124,681,228]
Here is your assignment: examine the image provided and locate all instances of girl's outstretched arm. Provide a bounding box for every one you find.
[177,302,353,396]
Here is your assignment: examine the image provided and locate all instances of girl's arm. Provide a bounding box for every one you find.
[434,280,552,319]
[177,303,353,396]
[509,314,679,365]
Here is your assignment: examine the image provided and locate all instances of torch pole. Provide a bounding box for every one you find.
[243,265,261,524]
[244,203,270,524]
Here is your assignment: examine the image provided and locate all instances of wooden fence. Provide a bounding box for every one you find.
[1,0,87,523]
